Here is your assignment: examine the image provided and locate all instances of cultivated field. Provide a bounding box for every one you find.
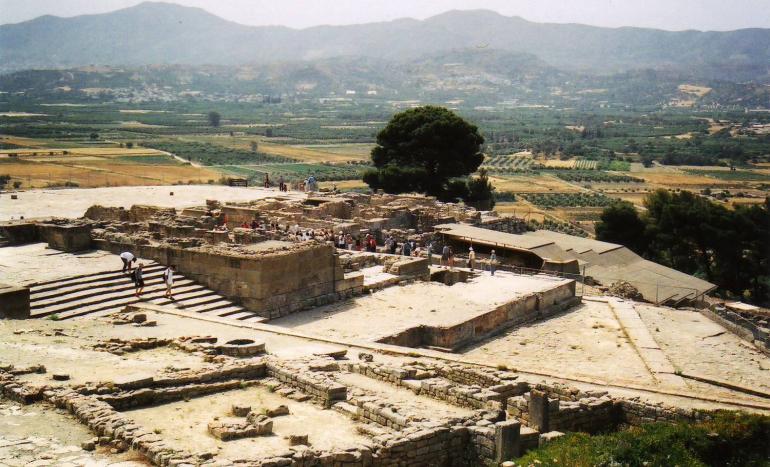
[489,174,583,193]
[176,135,371,163]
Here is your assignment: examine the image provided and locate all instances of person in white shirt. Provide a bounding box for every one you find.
[119,251,136,274]
[163,265,175,299]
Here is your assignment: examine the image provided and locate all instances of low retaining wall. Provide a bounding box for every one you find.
[266,360,347,407]
[380,281,579,351]
[701,306,769,355]
[0,220,92,252]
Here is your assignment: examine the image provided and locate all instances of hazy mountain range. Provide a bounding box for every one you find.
[1,1,769,83]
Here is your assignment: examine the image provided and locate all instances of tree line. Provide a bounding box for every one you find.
[596,190,770,304]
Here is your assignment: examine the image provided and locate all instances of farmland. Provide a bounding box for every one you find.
[521,192,619,209]
[217,162,367,184]
[554,171,644,183]
[0,93,767,234]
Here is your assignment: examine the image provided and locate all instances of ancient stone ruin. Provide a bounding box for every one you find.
[1,190,768,466]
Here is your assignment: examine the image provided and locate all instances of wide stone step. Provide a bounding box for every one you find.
[179,298,239,314]
[31,268,168,300]
[31,276,193,310]
[32,282,205,317]
[149,289,221,307]
[223,311,259,321]
[197,304,249,317]
[37,284,180,320]
[241,315,268,323]
[31,263,163,292]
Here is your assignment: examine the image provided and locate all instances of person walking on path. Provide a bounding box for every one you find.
[427,241,433,265]
[132,263,145,298]
[441,244,450,268]
[119,251,136,274]
[163,265,175,300]
[402,240,412,256]
[489,250,497,276]
[468,247,476,271]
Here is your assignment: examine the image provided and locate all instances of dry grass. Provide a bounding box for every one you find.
[1,147,164,157]
[318,179,368,190]
[727,197,768,208]
[639,172,732,188]
[0,160,221,188]
[541,159,576,169]
[678,84,712,97]
[489,175,583,193]
[494,201,545,222]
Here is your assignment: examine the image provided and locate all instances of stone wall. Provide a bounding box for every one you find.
[506,383,707,434]
[84,205,176,223]
[266,359,347,407]
[701,305,769,355]
[507,391,620,434]
[38,223,93,252]
[0,221,40,245]
[92,238,340,319]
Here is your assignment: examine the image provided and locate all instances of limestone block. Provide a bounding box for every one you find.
[265,405,289,417]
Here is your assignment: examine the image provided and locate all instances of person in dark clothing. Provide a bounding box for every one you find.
[132,263,145,298]
[402,241,412,256]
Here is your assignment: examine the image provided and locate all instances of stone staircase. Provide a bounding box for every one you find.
[28,263,265,322]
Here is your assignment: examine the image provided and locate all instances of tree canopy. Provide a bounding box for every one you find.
[596,190,770,304]
[207,111,221,127]
[363,106,486,201]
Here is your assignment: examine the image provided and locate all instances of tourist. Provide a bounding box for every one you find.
[278,175,285,192]
[448,246,454,269]
[345,233,354,250]
[119,251,137,274]
[250,218,259,229]
[241,221,249,229]
[264,173,270,188]
[468,247,476,271]
[490,250,497,276]
[441,244,450,268]
[427,241,433,265]
[384,235,393,254]
[402,240,412,256]
[132,263,145,298]
[337,231,346,249]
[163,265,175,300]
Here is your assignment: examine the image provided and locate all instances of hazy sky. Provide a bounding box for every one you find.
[1,0,768,30]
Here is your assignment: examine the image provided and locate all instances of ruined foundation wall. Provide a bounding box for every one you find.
[701,306,769,355]
[380,281,579,350]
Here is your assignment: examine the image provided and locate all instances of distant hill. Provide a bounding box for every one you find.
[1,2,769,82]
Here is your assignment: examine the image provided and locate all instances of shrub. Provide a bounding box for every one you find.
[516,411,770,467]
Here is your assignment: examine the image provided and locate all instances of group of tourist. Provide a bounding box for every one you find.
[264,174,289,192]
[119,251,175,299]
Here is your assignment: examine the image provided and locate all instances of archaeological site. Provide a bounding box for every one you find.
[1,185,768,466]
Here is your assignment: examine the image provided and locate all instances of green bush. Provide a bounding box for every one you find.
[516,411,769,467]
